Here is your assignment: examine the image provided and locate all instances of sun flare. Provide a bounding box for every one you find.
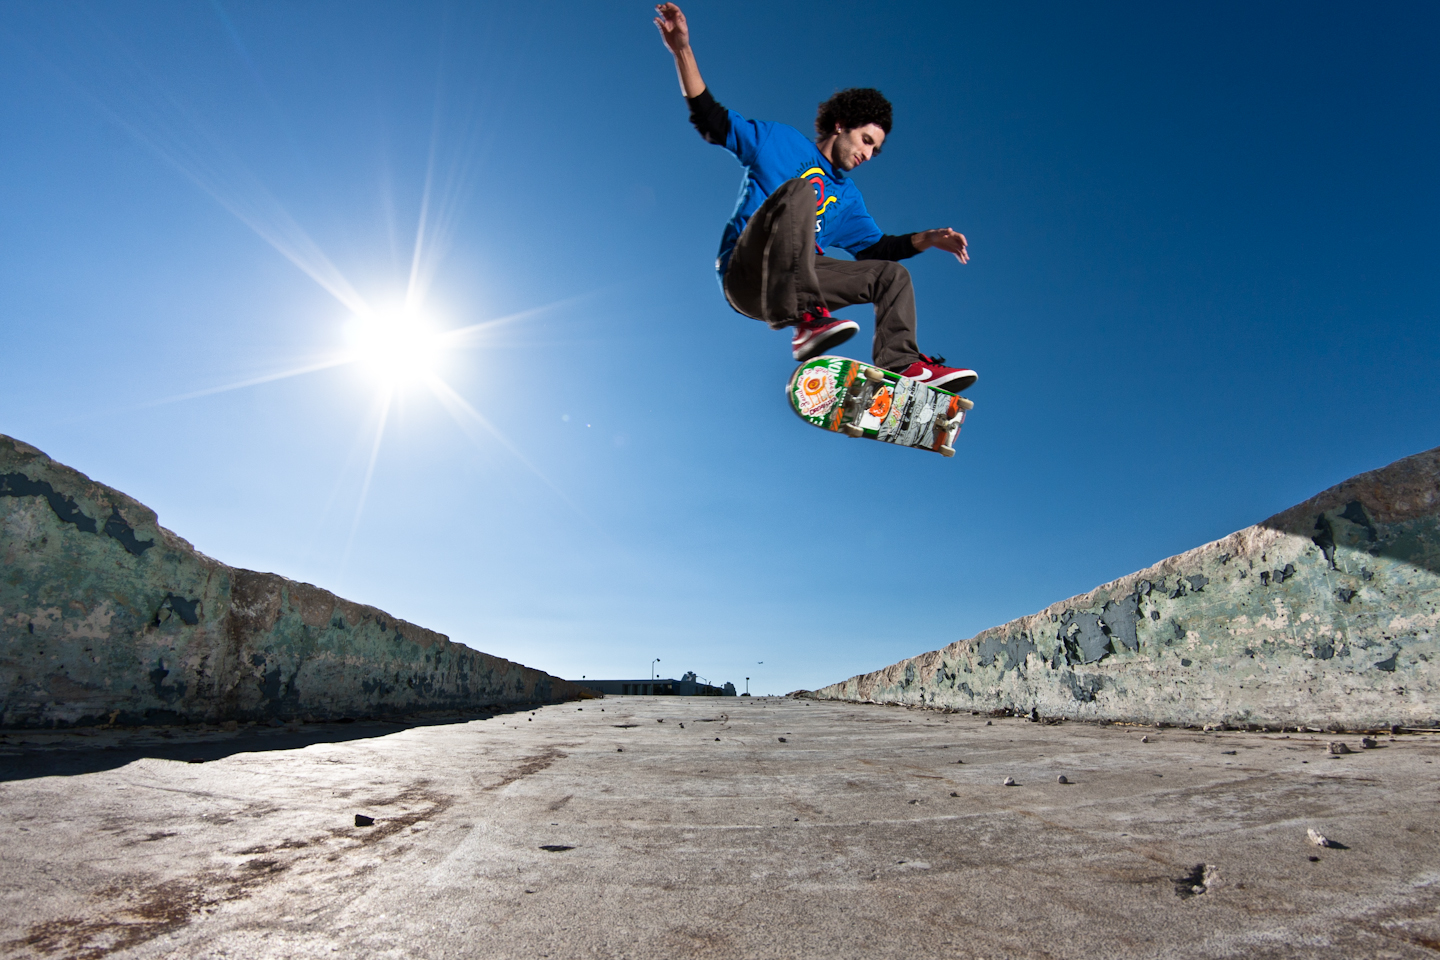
[346,308,443,383]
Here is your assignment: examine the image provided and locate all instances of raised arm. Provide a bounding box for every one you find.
[655,3,731,147]
[654,3,706,98]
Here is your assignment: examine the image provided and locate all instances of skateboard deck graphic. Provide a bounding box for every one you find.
[786,355,973,456]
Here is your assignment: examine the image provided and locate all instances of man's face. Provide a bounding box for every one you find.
[829,123,886,171]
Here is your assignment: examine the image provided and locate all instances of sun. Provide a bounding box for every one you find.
[345,307,443,384]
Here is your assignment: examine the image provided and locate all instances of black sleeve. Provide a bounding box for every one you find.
[686,88,731,146]
[855,234,920,261]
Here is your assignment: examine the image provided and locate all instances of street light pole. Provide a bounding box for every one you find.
[745,677,750,695]
[651,658,660,680]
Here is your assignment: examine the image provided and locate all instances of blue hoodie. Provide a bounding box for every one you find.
[687,90,898,277]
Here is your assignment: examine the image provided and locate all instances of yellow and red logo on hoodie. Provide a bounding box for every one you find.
[801,167,839,220]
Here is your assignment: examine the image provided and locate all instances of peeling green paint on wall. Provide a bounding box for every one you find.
[812,448,1440,728]
[0,435,584,727]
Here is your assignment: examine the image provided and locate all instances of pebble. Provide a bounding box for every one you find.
[777,737,787,742]
[1003,776,1016,786]
[1140,735,1150,743]
[986,721,992,726]
[1329,741,1351,755]
[1360,737,1377,749]
[1056,775,1068,784]
[1307,828,1333,848]
[355,814,374,827]
[950,791,960,797]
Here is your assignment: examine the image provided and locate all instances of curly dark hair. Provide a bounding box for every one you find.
[814,88,893,137]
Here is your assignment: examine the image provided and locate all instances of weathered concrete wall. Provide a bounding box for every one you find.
[0,434,585,728]
[813,447,1440,729]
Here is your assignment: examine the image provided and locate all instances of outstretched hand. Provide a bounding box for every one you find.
[914,227,969,264]
[654,3,690,54]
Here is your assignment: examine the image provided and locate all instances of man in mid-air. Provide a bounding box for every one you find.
[654,2,978,392]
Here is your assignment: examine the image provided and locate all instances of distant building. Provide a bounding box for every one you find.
[575,671,736,697]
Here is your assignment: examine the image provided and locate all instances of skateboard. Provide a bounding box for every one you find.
[786,355,973,457]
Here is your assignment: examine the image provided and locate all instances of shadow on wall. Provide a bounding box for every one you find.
[0,706,539,784]
[1255,440,1440,582]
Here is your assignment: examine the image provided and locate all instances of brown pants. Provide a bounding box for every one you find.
[722,177,922,371]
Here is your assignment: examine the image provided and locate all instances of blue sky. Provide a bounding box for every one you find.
[2,2,1436,695]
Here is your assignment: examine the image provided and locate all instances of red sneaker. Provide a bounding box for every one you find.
[791,311,859,361]
[892,354,978,393]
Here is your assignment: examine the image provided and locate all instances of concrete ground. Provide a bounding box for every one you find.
[2,698,1439,960]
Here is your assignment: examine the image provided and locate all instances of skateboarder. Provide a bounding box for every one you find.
[654,2,978,392]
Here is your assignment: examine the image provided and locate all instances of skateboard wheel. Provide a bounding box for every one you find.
[863,367,887,382]
[939,445,956,457]
[956,397,974,411]
[842,424,864,437]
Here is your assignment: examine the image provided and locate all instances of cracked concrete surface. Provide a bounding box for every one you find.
[3,697,1439,959]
